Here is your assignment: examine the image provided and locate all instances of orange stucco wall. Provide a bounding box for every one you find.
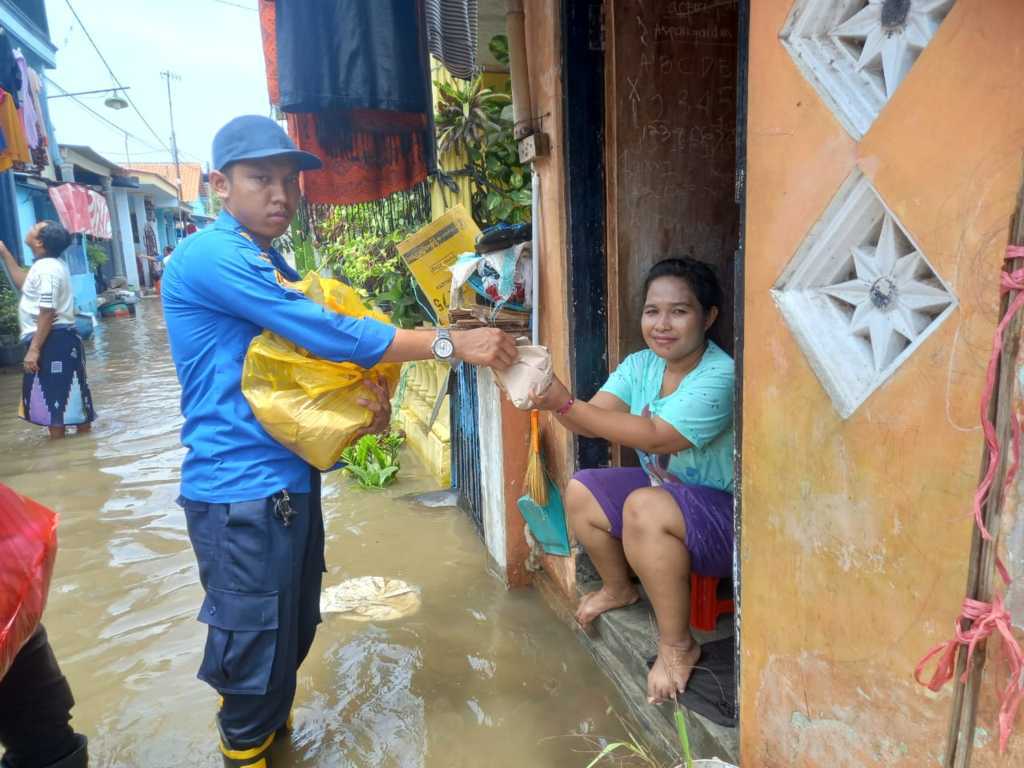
[742,1,1024,765]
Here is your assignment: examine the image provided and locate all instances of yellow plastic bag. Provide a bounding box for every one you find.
[241,273,402,470]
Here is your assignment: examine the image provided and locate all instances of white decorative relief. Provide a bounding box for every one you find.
[781,0,956,138]
[772,171,957,418]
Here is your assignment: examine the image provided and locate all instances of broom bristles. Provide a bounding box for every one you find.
[524,451,548,506]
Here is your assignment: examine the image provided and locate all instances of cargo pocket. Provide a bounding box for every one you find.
[197,587,279,695]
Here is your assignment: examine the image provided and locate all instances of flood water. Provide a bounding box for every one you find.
[0,301,636,767]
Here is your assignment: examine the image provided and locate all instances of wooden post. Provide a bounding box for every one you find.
[946,159,1024,768]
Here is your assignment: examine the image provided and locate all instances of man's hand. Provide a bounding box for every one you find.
[23,347,40,374]
[452,328,518,370]
[355,375,392,438]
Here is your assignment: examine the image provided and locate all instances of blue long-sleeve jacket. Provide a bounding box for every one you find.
[162,210,396,502]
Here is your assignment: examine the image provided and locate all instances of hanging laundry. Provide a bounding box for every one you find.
[12,50,38,149]
[48,184,111,239]
[87,190,111,239]
[286,110,428,205]
[0,89,30,171]
[261,0,436,204]
[0,30,21,107]
[273,0,429,114]
[424,0,479,80]
[258,0,279,105]
[144,221,158,258]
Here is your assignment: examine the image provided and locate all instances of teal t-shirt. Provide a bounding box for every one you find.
[600,341,735,492]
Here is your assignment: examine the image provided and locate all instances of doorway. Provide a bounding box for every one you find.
[564,0,747,760]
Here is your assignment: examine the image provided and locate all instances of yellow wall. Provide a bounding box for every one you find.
[742,1,1024,764]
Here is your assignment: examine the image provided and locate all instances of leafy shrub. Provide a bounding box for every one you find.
[0,278,19,343]
[340,433,406,489]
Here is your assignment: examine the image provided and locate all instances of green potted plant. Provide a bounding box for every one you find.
[0,277,26,367]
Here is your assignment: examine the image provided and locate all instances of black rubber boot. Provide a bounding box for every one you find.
[220,733,274,768]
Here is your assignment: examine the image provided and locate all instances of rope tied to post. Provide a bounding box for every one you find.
[914,244,1024,755]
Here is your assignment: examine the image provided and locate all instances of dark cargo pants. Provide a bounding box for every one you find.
[180,470,325,748]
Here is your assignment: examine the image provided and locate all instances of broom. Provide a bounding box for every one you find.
[522,169,548,507]
[523,408,549,505]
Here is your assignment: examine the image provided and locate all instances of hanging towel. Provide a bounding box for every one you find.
[424,0,479,80]
[48,184,111,239]
[286,111,428,206]
[13,50,38,149]
[0,90,31,171]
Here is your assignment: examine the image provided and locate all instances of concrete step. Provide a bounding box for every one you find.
[577,581,739,766]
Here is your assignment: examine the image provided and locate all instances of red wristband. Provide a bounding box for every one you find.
[556,397,575,416]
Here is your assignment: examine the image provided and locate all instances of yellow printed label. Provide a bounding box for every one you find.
[397,205,479,326]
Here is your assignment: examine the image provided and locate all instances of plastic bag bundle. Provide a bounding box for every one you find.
[493,345,553,409]
[0,484,58,680]
[242,273,402,470]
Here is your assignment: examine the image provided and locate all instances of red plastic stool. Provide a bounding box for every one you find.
[690,573,734,631]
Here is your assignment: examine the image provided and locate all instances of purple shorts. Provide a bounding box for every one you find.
[572,467,734,578]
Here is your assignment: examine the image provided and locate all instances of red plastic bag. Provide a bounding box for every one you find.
[0,483,58,680]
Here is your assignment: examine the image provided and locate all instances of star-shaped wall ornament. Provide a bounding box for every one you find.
[833,0,956,99]
[781,0,957,138]
[772,172,958,418]
[822,212,954,371]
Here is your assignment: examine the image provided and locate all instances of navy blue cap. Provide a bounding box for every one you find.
[212,115,322,172]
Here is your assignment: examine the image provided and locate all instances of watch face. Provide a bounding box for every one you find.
[434,338,455,359]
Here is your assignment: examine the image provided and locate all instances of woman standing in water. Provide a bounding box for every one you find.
[0,221,96,438]
[531,258,734,705]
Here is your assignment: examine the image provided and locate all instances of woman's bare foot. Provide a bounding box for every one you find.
[575,584,640,629]
[647,640,701,704]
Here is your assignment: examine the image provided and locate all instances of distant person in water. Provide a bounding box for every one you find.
[531,258,735,705]
[0,221,96,438]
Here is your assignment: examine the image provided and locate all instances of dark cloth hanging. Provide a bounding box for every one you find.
[263,0,436,206]
[274,0,428,114]
[424,0,479,80]
[0,30,21,108]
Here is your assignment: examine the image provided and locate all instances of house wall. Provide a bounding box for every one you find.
[521,0,576,596]
[111,189,139,287]
[741,1,1024,765]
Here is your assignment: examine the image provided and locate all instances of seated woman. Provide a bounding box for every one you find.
[532,257,734,705]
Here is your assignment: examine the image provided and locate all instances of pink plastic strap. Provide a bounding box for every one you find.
[915,244,1024,753]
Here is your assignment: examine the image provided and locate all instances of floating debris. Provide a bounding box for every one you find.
[319,577,421,621]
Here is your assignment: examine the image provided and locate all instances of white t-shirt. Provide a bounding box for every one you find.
[18,257,75,340]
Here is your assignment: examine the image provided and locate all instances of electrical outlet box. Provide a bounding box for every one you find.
[518,133,550,164]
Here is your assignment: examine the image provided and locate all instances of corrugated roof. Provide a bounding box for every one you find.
[124,163,203,202]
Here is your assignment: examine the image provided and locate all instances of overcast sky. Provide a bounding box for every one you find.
[44,0,270,169]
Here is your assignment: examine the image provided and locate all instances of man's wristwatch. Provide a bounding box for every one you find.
[431,328,455,362]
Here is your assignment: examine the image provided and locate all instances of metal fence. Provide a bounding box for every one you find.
[450,363,483,536]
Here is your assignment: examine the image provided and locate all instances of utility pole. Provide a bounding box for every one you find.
[161,70,184,235]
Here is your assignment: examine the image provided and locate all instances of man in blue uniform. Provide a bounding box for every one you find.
[162,115,516,767]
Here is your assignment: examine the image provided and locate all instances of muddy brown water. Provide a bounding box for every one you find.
[0,301,635,767]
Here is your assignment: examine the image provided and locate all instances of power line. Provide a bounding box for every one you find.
[212,0,257,10]
[62,0,172,154]
[45,77,165,155]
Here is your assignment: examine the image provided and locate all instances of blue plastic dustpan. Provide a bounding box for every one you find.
[517,479,570,556]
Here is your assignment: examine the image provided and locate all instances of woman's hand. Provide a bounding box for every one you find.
[452,328,518,370]
[355,375,392,438]
[530,376,572,412]
[23,347,40,374]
